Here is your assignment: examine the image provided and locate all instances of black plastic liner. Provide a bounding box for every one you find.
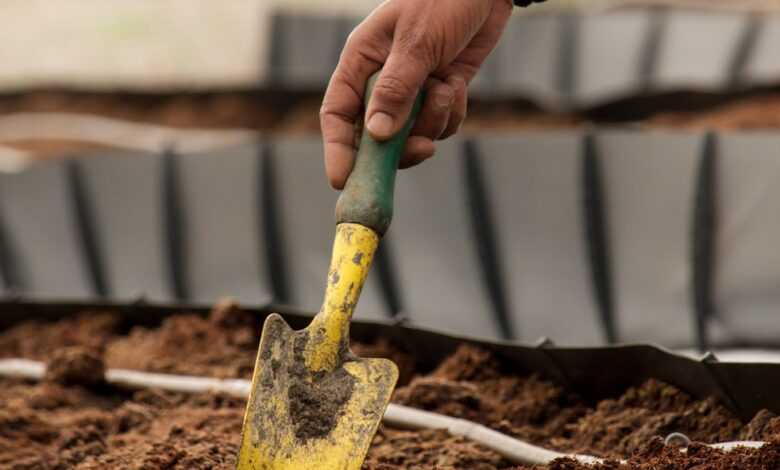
[3,131,780,349]
[265,8,780,109]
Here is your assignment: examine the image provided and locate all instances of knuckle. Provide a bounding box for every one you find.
[373,75,416,106]
[400,33,438,67]
[319,95,340,120]
[318,103,330,121]
[344,28,359,49]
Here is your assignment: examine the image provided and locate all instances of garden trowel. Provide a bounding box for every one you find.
[237,73,422,470]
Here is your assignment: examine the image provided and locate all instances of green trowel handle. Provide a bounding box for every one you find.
[335,72,424,236]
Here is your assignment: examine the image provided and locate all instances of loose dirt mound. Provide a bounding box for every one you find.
[0,378,243,469]
[3,308,780,468]
[393,344,757,458]
[103,301,261,379]
[45,346,106,387]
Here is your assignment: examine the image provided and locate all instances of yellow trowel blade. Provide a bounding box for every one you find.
[237,315,397,470]
[237,223,398,470]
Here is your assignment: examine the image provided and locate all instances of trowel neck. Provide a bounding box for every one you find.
[304,223,379,372]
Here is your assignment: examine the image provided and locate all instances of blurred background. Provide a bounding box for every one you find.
[3,0,780,353]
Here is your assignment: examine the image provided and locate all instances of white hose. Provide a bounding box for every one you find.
[383,404,605,465]
[0,358,766,466]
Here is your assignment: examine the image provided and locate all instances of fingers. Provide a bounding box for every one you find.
[441,75,468,139]
[365,42,433,141]
[398,78,453,169]
[399,136,436,169]
[320,76,363,190]
[399,74,467,169]
[411,79,454,142]
[324,0,511,185]
[321,8,395,189]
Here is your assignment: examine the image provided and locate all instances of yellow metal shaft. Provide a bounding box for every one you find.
[305,223,379,372]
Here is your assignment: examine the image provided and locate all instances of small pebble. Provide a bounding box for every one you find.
[664,432,691,448]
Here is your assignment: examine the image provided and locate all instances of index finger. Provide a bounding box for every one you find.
[320,22,390,189]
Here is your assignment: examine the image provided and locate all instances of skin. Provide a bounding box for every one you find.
[320,0,514,189]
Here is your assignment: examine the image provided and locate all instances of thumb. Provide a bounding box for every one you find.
[365,48,431,141]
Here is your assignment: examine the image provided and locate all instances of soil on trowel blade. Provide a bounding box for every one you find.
[286,331,356,442]
[3,307,780,468]
[288,365,356,442]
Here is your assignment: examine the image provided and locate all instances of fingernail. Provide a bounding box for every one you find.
[434,90,454,109]
[367,112,394,137]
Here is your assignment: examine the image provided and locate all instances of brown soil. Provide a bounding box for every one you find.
[103,300,262,379]
[44,346,106,387]
[0,92,280,131]
[644,95,780,130]
[2,305,780,468]
[6,89,780,159]
[0,377,245,469]
[286,330,356,442]
[5,89,780,134]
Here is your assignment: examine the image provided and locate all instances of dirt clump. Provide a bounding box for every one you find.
[285,331,357,442]
[543,438,780,470]
[4,311,780,468]
[363,426,515,470]
[741,409,780,441]
[560,379,743,458]
[0,310,122,360]
[45,346,106,387]
[394,344,779,459]
[104,300,260,378]
[288,366,356,441]
[645,95,780,130]
[0,376,243,469]
[395,345,588,449]
[352,337,418,386]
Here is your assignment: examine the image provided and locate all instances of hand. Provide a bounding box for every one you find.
[320,0,514,189]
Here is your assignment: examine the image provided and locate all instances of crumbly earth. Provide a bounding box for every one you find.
[286,330,356,442]
[2,305,780,469]
[44,346,106,387]
[7,90,780,134]
[9,90,780,159]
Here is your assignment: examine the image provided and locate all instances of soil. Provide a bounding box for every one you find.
[287,330,356,442]
[288,364,355,442]
[7,89,780,158]
[0,92,282,131]
[2,304,780,469]
[5,89,780,133]
[44,347,106,387]
[643,95,780,130]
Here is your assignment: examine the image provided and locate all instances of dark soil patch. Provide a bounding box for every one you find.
[44,346,106,387]
[0,377,244,469]
[11,88,780,160]
[286,331,356,442]
[288,365,355,442]
[2,305,780,468]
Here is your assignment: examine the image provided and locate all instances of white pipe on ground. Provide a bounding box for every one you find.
[0,358,766,466]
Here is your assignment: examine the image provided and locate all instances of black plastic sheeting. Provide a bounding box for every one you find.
[0,299,778,422]
[263,9,780,109]
[1,131,780,349]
